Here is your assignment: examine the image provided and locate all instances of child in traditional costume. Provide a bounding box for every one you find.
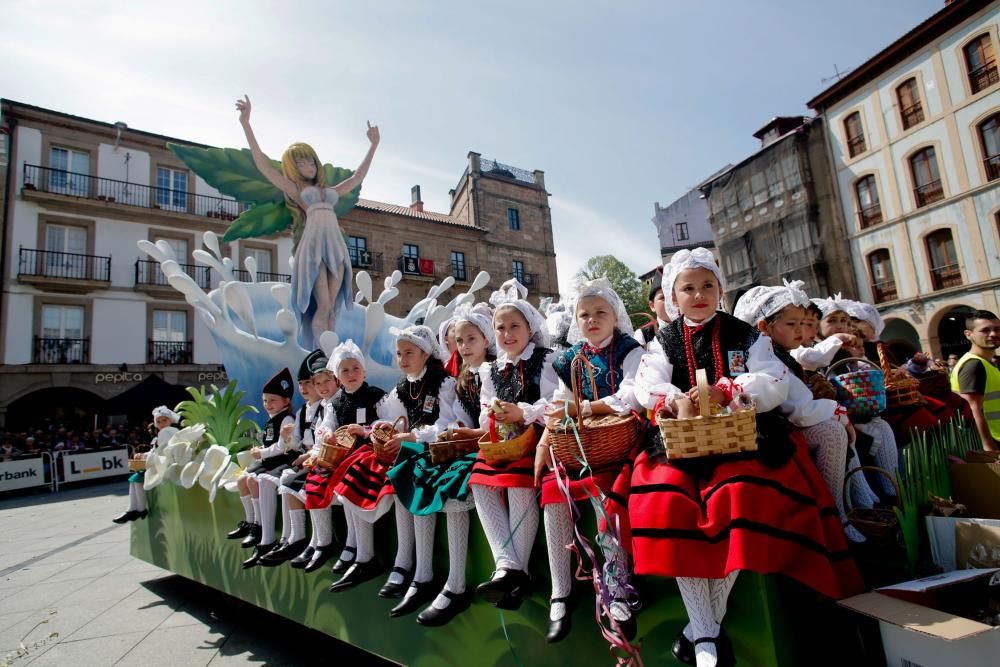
[471,280,558,610]
[261,350,331,568]
[311,341,387,576]
[734,282,866,543]
[226,368,296,568]
[536,278,644,642]
[388,304,496,625]
[633,280,670,350]
[113,405,178,523]
[630,249,862,667]
[814,296,898,501]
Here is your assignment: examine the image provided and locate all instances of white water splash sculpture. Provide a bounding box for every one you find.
[138,231,491,419]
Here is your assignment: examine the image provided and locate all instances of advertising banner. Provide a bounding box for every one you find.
[0,456,47,491]
[61,448,129,482]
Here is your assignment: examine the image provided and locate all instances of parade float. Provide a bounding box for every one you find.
[126,98,1000,667]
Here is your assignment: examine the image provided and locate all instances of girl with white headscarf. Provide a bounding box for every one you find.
[535,278,645,643]
[631,249,862,667]
[114,405,179,524]
[386,303,497,626]
[469,279,558,611]
[734,282,867,543]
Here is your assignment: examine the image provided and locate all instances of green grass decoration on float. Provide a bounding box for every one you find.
[175,381,260,455]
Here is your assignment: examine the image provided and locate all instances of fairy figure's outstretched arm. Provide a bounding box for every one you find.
[334,121,380,196]
[236,95,299,201]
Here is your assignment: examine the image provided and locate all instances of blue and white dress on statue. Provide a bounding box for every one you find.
[290,186,354,343]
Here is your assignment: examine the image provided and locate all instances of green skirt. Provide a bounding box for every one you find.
[387,441,477,516]
[128,470,145,484]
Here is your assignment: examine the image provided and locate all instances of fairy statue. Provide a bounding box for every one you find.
[168,95,380,348]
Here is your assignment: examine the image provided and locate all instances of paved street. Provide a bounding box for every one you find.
[0,482,393,667]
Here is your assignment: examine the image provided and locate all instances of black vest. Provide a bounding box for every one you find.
[490,345,552,404]
[297,401,324,447]
[456,369,482,425]
[262,407,293,447]
[396,364,449,429]
[640,321,658,344]
[331,383,387,427]
[656,313,759,391]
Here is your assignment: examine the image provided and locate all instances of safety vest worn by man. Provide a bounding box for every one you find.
[951,351,1000,441]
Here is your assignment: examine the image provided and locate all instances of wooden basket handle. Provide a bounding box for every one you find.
[391,415,408,434]
[876,342,894,376]
[842,465,900,513]
[570,354,600,429]
[824,357,881,378]
[695,368,711,419]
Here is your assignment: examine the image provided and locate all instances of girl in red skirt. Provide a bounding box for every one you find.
[630,249,862,667]
[471,279,558,610]
[534,278,645,643]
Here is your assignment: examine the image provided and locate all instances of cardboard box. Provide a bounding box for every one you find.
[839,569,1000,667]
[949,462,1000,519]
[926,517,1000,571]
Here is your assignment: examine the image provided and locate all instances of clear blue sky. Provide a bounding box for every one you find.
[2,0,947,294]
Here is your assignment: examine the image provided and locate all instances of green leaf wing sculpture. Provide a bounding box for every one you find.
[220,201,293,243]
[324,164,362,217]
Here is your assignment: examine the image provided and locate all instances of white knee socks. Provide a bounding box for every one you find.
[309,507,332,547]
[289,509,306,542]
[250,497,261,525]
[127,483,139,511]
[473,486,521,571]
[240,495,256,524]
[413,514,437,584]
[870,418,899,496]
[543,503,574,622]
[258,486,277,544]
[280,494,291,542]
[508,488,539,570]
[388,498,415,584]
[352,508,376,562]
[803,421,864,542]
[677,577,720,667]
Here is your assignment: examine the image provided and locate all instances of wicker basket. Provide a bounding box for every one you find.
[917,369,952,398]
[315,426,355,470]
[656,369,757,459]
[429,425,481,465]
[128,458,147,472]
[825,357,886,419]
[479,414,538,465]
[370,416,408,465]
[843,466,900,544]
[805,371,839,401]
[877,343,922,409]
[545,354,639,472]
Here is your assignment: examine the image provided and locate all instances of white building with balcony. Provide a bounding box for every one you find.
[0,100,293,430]
[808,0,1000,358]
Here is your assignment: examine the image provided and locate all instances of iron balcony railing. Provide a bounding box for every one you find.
[22,164,244,219]
[135,259,211,290]
[858,204,883,229]
[900,102,925,130]
[449,262,475,282]
[984,154,1000,181]
[350,250,383,273]
[511,272,537,287]
[398,255,432,276]
[872,280,898,303]
[33,337,88,364]
[232,269,291,283]
[969,61,999,94]
[914,179,944,208]
[18,248,110,282]
[148,340,193,365]
[930,263,963,290]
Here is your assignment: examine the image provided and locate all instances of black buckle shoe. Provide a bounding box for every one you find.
[240,524,262,549]
[416,589,471,627]
[390,580,438,618]
[476,569,530,608]
[692,633,735,667]
[330,559,382,593]
[289,546,315,569]
[546,596,573,643]
[226,520,252,539]
[671,630,695,665]
[378,566,413,599]
[331,546,357,575]
[112,510,141,524]
[303,545,335,573]
[258,538,309,567]
[242,541,275,569]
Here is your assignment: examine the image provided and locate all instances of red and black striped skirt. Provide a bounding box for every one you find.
[332,445,395,510]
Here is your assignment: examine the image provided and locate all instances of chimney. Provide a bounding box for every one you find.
[410,185,424,212]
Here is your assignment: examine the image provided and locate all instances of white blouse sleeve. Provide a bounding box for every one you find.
[517,350,559,425]
[602,346,645,415]
[732,336,790,413]
[635,350,685,412]
[780,372,838,427]
[313,401,337,455]
[376,389,407,429]
[477,362,496,430]
[415,377,459,443]
[790,337,843,371]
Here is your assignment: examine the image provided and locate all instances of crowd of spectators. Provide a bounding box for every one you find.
[1,422,157,462]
